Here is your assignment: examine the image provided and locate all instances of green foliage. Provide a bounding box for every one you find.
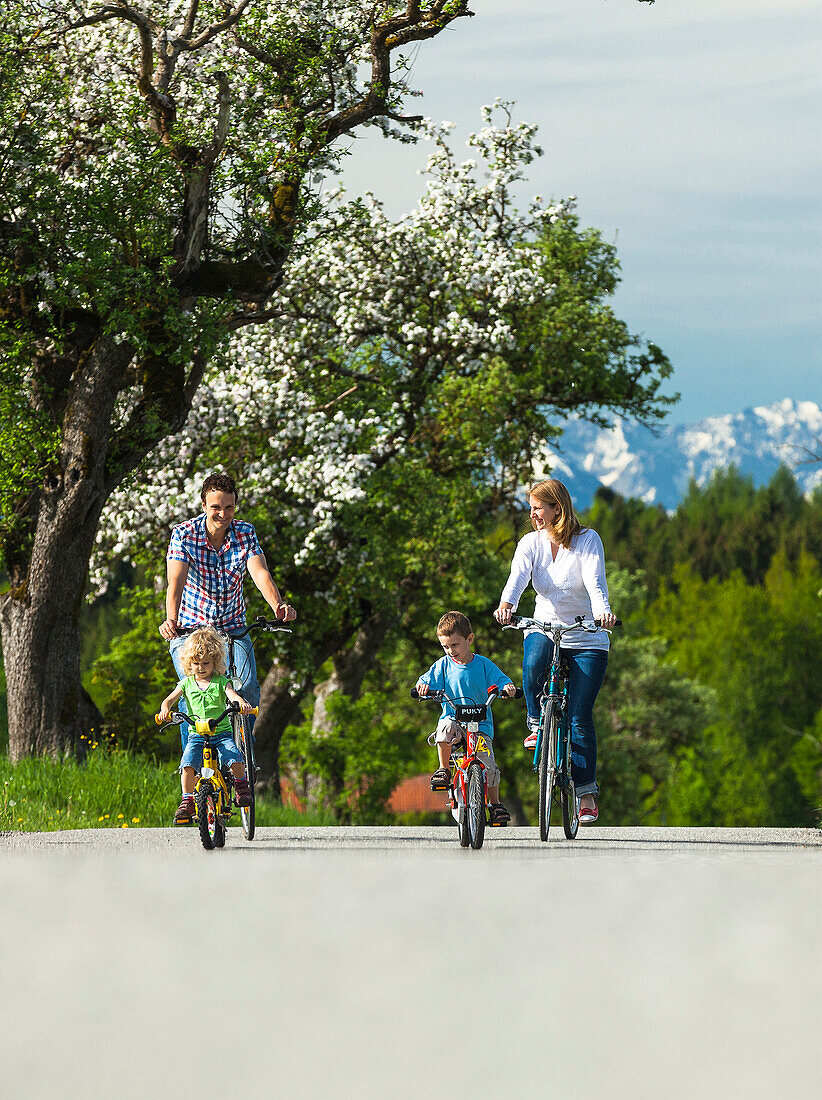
[87,587,175,754]
[282,680,429,824]
[645,550,822,825]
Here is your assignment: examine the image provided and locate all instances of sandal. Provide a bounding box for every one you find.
[233,776,252,807]
[174,796,195,825]
[489,802,510,827]
[430,766,451,791]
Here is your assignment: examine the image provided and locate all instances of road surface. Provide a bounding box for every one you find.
[2,826,820,1098]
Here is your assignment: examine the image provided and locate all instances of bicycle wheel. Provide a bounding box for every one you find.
[538,706,559,842]
[234,712,256,841]
[467,762,486,850]
[196,788,222,851]
[214,792,227,848]
[561,774,579,840]
[456,776,470,847]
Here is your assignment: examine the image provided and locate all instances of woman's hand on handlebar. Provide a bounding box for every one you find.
[598,612,619,629]
[494,604,514,625]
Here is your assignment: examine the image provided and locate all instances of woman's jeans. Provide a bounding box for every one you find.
[169,631,261,750]
[522,632,608,796]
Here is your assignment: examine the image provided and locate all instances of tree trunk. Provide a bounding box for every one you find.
[304,612,393,811]
[251,663,308,798]
[0,337,133,759]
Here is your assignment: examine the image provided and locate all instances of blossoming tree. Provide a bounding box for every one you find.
[90,109,672,794]
[0,0,476,758]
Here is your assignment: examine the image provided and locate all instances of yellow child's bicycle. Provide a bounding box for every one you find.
[156,701,258,850]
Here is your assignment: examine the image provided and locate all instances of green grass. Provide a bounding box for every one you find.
[0,750,335,831]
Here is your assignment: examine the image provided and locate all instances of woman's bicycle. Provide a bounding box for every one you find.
[173,616,291,841]
[503,615,619,842]
[156,701,258,850]
[410,685,521,850]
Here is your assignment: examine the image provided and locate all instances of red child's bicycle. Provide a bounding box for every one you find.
[411,686,521,850]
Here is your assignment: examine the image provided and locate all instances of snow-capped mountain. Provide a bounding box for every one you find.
[540,399,822,511]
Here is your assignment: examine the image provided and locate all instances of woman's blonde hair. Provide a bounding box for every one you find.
[528,478,584,549]
[180,625,228,677]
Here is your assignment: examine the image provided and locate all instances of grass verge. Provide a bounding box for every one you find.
[0,750,334,831]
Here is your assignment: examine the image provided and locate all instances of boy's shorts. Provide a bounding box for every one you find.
[435,717,500,787]
[179,732,243,773]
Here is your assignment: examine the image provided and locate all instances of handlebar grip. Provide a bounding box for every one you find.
[154,714,163,725]
[410,688,420,700]
[250,706,259,716]
[514,687,523,698]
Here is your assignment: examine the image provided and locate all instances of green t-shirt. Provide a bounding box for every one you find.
[179,674,232,735]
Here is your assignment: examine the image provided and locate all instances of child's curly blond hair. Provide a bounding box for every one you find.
[180,625,228,677]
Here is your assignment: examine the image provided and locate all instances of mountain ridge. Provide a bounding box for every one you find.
[541,398,822,511]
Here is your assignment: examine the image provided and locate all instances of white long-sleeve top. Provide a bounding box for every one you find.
[499,527,612,651]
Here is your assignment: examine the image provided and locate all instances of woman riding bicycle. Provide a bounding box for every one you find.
[494,478,617,824]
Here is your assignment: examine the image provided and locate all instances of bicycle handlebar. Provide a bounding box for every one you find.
[502,613,621,633]
[410,686,523,702]
[155,701,259,728]
[174,616,292,639]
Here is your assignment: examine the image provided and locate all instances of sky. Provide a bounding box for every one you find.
[340,0,822,425]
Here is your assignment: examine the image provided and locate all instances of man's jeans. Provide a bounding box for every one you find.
[522,632,608,796]
[169,631,261,750]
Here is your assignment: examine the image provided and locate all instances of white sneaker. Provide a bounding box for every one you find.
[523,728,539,750]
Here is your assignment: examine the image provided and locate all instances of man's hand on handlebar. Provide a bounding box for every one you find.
[159,618,180,640]
[275,602,297,622]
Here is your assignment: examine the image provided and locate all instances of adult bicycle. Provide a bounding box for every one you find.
[502,615,619,842]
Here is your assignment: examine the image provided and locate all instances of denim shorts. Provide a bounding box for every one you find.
[179,732,243,773]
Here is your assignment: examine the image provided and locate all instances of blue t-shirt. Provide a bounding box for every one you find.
[417,653,513,740]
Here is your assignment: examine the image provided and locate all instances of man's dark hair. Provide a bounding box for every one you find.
[200,473,238,503]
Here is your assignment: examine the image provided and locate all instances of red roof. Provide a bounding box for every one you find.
[388,774,450,814]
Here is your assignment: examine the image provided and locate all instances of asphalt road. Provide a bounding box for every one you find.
[2,826,821,1099]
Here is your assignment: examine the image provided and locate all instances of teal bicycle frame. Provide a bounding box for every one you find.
[533,652,570,778]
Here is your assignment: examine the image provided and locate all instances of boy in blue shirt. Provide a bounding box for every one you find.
[416,610,517,826]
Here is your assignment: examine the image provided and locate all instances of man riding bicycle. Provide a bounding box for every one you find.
[158,473,296,739]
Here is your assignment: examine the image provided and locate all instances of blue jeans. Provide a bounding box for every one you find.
[522,632,608,796]
[179,731,243,773]
[169,631,260,750]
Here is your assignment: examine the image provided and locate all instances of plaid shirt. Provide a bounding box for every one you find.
[167,514,264,631]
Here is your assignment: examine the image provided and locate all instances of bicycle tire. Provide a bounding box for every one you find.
[196,788,222,850]
[457,779,470,847]
[538,706,559,842]
[561,782,579,839]
[234,712,256,841]
[214,791,227,848]
[467,762,486,850]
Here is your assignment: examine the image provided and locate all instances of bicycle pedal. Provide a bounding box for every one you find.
[430,781,449,791]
